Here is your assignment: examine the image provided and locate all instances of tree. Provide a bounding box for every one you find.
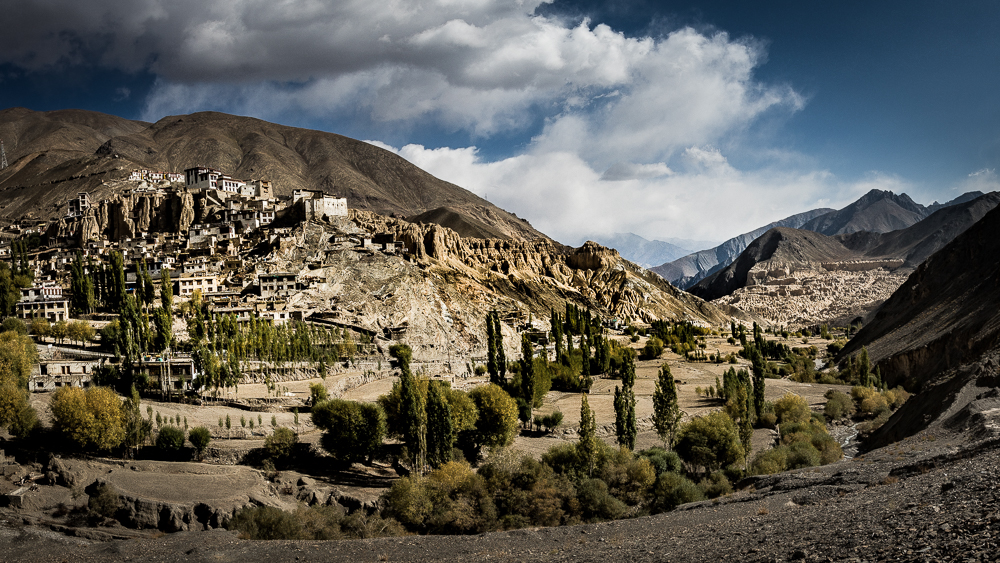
[494,313,506,382]
[750,346,766,420]
[674,411,744,477]
[50,386,126,451]
[392,344,426,470]
[614,350,637,450]
[425,381,455,468]
[578,393,598,476]
[156,425,186,453]
[189,426,211,460]
[265,427,298,463]
[486,312,498,384]
[313,399,386,465]
[468,384,518,451]
[652,363,682,449]
[519,334,535,421]
[859,347,871,387]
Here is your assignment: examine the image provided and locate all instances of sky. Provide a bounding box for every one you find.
[3,0,1000,245]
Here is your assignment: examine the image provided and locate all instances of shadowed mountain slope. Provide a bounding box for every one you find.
[0,108,544,241]
[840,203,1000,449]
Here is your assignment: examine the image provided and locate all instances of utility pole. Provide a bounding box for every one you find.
[1,140,7,169]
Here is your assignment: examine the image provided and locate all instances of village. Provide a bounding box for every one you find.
[0,165,414,399]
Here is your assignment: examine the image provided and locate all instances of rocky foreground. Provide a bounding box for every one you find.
[2,408,998,562]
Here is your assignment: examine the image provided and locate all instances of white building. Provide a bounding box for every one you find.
[293,189,347,220]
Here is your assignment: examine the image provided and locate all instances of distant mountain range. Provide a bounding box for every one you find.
[651,208,834,289]
[687,191,1000,301]
[653,189,984,289]
[580,233,717,268]
[0,108,545,241]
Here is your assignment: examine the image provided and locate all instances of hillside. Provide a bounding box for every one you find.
[689,192,1000,326]
[0,108,544,241]
[839,203,1000,448]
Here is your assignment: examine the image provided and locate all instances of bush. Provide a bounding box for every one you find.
[824,392,855,420]
[266,426,298,459]
[638,447,683,476]
[156,425,185,452]
[642,337,665,360]
[87,482,120,518]
[698,472,732,498]
[577,478,627,521]
[674,411,744,475]
[750,447,788,475]
[309,382,329,406]
[883,387,911,409]
[772,393,811,424]
[786,440,821,469]
[652,472,704,512]
[313,399,386,465]
[860,394,889,416]
[758,412,777,429]
[188,426,211,458]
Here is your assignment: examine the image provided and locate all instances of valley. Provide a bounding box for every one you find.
[1,108,999,562]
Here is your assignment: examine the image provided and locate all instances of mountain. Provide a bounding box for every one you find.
[839,202,1000,449]
[651,208,834,289]
[582,233,695,268]
[0,108,544,241]
[687,192,1000,326]
[653,189,985,290]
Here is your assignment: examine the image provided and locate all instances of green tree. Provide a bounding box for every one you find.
[652,363,682,449]
[494,312,506,382]
[578,393,597,476]
[614,349,637,450]
[50,386,126,451]
[519,334,535,421]
[486,312,499,384]
[188,426,212,459]
[391,344,426,470]
[265,427,298,463]
[468,383,518,451]
[674,411,744,477]
[750,346,766,420]
[425,381,455,468]
[313,399,386,465]
[156,425,186,452]
[859,347,871,387]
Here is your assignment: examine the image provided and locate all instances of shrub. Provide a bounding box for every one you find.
[883,387,911,409]
[638,447,683,476]
[758,412,777,429]
[577,478,627,521]
[860,394,889,416]
[309,382,329,406]
[642,337,665,360]
[698,472,732,498]
[156,425,185,452]
[750,446,788,475]
[674,411,744,475]
[652,472,704,512]
[786,440,821,469]
[88,483,120,519]
[824,392,855,420]
[313,399,386,465]
[265,427,298,462]
[188,426,211,459]
[772,393,811,424]
[851,385,877,403]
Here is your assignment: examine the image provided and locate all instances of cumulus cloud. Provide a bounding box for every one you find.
[371,141,902,243]
[7,0,873,243]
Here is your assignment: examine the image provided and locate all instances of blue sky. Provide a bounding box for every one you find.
[3,0,999,244]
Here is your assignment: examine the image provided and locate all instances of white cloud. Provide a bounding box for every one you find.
[6,0,908,244]
[374,142,901,243]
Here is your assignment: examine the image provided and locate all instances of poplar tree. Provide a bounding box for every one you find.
[859,347,871,387]
[578,393,597,476]
[614,349,637,450]
[486,311,498,383]
[426,381,454,468]
[750,346,766,420]
[519,334,535,417]
[393,344,426,472]
[494,312,506,382]
[652,363,681,448]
